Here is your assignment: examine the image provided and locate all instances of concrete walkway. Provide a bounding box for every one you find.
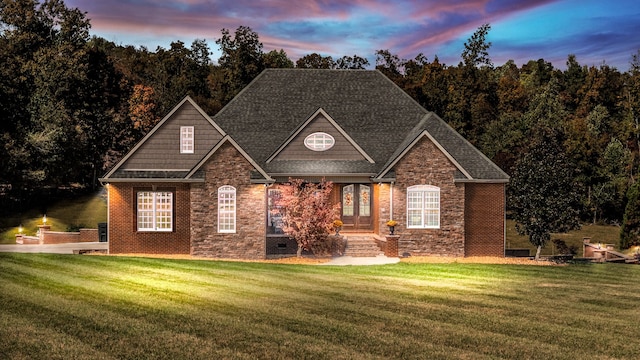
[0,243,400,266]
[319,254,400,266]
[0,242,108,254]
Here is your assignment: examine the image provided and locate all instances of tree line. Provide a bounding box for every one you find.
[1,0,639,245]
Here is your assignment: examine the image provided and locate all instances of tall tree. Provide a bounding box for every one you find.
[620,178,640,249]
[375,49,404,84]
[215,26,264,102]
[589,138,632,223]
[418,56,449,115]
[509,127,581,259]
[461,23,492,68]
[263,49,294,68]
[335,55,370,69]
[296,53,335,69]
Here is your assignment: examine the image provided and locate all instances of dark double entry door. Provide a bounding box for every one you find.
[340,184,372,230]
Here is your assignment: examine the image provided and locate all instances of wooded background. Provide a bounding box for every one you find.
[1,1,639,228]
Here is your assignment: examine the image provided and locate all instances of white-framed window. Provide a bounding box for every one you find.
[180,126,194,153]
[218,185,236,233]
[407,185,440,229]
[137,191,173,231]
[304,132,335,151]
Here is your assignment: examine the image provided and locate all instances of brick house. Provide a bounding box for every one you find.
[100,69,509,258]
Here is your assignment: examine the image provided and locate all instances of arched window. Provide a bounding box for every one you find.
[407,185,440,229]
[218,185,236,233]
[304,132,335,151]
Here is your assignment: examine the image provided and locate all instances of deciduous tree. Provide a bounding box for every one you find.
[335,55,369,69]
[509,127,581,259]
[461,23,492,68]
[296,53,335,69]
[276,178,340,257]
[216,26,264,101]
[263,49,294,68]
[620,178,640,249]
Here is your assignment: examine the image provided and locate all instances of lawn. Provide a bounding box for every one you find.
[1,254,638,359]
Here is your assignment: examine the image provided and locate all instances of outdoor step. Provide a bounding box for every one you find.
[343,235,383,257]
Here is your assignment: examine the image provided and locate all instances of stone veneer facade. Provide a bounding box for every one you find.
[107,138,504,259]
[190,142,266,259]
[392,137,466,257]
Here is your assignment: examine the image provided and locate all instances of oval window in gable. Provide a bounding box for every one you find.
[304,132,335,151]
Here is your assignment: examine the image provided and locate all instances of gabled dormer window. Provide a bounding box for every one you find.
[180,126,194,154]
[304,132,335,151]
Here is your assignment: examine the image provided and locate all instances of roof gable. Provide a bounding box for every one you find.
[185,136,273,183]
[375,112,509,182]
[102,96,225,179]
[267,108,374,163]
[212,69,428,166]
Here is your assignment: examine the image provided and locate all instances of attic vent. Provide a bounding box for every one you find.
[304,132,335,151]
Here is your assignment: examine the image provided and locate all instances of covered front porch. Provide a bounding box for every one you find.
[264,178,397,257]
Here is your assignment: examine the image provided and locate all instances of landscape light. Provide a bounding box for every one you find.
[43,215,47,224]
[18,225,23,234]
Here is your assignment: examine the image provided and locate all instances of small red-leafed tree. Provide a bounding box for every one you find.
[277,178,341,257]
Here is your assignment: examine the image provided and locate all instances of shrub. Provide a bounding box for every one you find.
[552,239,577,255]
[309,235,346,257]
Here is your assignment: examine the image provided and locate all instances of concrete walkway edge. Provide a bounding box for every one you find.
[319,254,400,266]
[0,242,108,254]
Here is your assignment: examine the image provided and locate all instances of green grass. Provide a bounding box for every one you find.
[507,220,623,257]
[1,254,638,359]
[0,190,107,243]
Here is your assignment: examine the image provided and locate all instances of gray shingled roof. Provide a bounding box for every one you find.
[213,69,508,181]
[102,69,508,182]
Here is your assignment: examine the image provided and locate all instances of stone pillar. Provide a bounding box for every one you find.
[38,225,50,244]
[385,235,400,257]
[15,233,23,244]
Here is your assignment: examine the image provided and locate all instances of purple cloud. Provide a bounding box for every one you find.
[66,0,640,69]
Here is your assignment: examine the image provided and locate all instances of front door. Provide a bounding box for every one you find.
[341,184,372,230]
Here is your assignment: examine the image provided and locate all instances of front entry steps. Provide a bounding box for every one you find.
[343,234,383,257]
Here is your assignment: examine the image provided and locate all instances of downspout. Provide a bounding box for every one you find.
[106,184,110,253]
[503,184,507,257]
[390,182,394,221]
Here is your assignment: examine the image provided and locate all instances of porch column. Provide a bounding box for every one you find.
[385,235,399,257]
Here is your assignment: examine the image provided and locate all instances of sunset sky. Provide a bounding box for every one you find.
[66,0,640,70]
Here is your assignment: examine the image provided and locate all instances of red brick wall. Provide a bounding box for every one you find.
[393,136,465,257]
[108,182,191,254]
[190,142,266,259]
[79,228,99,243]
[464,183,505,256]
[40,229,98,244]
